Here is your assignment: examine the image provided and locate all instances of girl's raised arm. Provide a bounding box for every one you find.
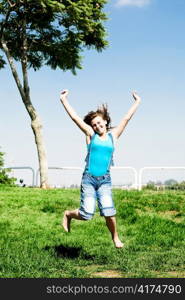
[60,89,94,137]
[111,92,141,139]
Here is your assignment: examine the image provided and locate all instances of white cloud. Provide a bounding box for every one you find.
[115,0,151,8]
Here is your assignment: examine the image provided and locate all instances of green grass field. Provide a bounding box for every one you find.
[0,186,185,278]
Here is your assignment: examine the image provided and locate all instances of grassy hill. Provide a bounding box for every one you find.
[0,186,185,278]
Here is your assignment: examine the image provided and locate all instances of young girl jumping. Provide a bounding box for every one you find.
[60,89,141,248]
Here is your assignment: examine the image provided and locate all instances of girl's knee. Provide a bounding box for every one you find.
[79,210,94,220]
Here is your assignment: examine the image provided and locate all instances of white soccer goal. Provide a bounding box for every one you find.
[36,167,83,187]
[111,166,138,189]
[3,166,35,186]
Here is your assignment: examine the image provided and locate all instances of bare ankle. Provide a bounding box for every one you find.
[113,237,124,248]
[62,211,71,232]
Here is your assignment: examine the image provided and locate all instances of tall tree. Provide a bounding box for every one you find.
[0,0,108,188]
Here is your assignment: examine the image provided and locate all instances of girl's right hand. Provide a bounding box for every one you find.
[60,89,69,102]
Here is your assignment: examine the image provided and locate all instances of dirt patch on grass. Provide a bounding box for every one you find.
[92,269,185,278]
[153,270,185,278]
[159,210,178,216]
[80,265,123,278]
[84,266,185,278]
[92,270,123,278]
[136,209,184,223]
[157,210,184,223]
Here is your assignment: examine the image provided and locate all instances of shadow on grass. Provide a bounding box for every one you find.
[44,245,96,260]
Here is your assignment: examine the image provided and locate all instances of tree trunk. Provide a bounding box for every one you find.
[31,114,49,189]
[1,39,49,188]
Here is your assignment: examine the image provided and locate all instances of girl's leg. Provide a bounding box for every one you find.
[62,174,96,232]
[62,209,84,232]
[96,175,123,248]
[105,216,123,248]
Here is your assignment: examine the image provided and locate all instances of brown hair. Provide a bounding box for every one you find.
[83,104,112,130]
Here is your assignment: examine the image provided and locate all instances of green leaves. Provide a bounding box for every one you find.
[0,149,16,185]
[0,0,108,73]
[40,0,65,11]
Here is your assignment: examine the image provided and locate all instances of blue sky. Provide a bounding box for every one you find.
[1,0,185,186]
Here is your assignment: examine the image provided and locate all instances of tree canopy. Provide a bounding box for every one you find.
[0,0,108,74]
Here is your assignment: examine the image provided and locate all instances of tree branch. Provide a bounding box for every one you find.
[0,8,11,40]
[2,36,37,120]
[21,18,29,96]
[1,38,25,100]
[20,17,37,120]
[7,0,16,8]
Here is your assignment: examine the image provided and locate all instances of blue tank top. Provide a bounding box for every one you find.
[85,133,114,176]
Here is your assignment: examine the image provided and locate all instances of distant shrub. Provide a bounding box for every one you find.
[166,181,185,191]
[0,149,16,186]
[143,183,157,191]
[143,179,185,191]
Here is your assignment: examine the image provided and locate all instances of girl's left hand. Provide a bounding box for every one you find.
[132,91,141,102]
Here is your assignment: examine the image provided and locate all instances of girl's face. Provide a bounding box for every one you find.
[91,115,107,135]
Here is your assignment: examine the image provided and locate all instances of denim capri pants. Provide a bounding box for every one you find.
[79,172,116,220]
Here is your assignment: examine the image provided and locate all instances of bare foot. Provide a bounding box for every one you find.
[62,211,71,232]
[113,238,124,248]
